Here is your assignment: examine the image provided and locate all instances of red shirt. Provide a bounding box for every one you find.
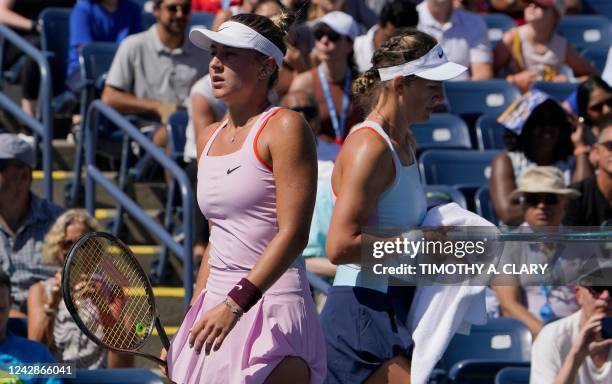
[191,0,243,13]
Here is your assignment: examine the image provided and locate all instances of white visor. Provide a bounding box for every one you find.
[189,21,284,68]
[377,44,467,82]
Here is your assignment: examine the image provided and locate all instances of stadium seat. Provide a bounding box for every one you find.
[419,149,501,188]
[474,186,499,225]
[557,15,612,50]
[65,368,163,383]
[448,360,530,384]
[444,80,520,119]
[442,317,532,370]
[424,185,468,209]
[142,11,215,30]
[581,45,610,72]
[167,111,189,161]
[39,8,71,99]
[412,113,472,153]
[482,13,516,45]
[582,0,612,19]
[531,82,577,103]
[475,114,506,150]
[495,366,531,384]
[66,42,118,206]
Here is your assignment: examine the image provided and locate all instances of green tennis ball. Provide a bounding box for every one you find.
[135,322,146,336]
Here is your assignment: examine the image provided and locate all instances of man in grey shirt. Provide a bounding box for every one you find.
[101,0,208,147]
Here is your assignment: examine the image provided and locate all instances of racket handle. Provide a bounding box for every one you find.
[156,317,171,350]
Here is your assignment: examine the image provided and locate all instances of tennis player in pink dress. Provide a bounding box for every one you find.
[165,11,326,384]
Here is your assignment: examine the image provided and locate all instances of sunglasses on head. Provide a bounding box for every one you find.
[589,98,612,113]
[290,105,318,120]
[314,27,341,43]
[521,193,560,206]
[163,3,191,14]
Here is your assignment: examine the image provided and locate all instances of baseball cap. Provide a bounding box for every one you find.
[0,133,35,168]
[315,11,359,40]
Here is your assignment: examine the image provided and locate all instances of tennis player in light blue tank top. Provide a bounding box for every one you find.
[321,30,467,384]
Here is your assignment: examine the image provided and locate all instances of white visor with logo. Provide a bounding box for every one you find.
[377,44,467,82]
[189,21,284,67]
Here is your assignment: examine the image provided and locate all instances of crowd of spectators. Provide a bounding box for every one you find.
[0,0,611,382]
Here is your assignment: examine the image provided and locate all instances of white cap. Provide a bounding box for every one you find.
[315,11,359,40]
[189,21,284,67]
[377,43,467,82]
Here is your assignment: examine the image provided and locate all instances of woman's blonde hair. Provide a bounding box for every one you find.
[42,209,101,266]
[352,29,438,112]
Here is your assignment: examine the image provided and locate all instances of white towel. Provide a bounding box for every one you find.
[408,203,494,384]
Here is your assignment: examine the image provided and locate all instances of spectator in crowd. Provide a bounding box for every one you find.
[494,0,597,92]
[66,0,142,90]
[307,0,377,32]
[191,0,243,13]
[490,90,592,225]
[417,0,493,81]
[101,0,208,148]
[0,271,60,384]
[564,117,612,226]
[0,134,64,317]
[530,266,612,384]
[489,0,581,20]
[0,0,76,117]
[492,166,582,337]
[354,0,418,73]
[602,46,612,87]
[289,11,364,161]
[26,209,133,369]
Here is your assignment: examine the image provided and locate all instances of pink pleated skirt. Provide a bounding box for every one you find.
[167,266,326,384]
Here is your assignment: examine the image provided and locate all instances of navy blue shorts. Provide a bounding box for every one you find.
[320,285,415,384]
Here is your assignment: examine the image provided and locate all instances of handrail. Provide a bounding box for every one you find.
[0,24,53,201]
[85,100,193,308]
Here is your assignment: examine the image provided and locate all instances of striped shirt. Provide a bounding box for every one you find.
[0,194,64,313]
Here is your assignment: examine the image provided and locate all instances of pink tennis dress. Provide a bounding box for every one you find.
[167,107,326,384]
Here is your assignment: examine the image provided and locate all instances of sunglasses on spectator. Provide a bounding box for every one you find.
[598,140,612,151]
[290,106,318,120]
[588,98,612,113]
[521,193,560,206]
[584,286,612,296]
[314,27,341,43]
[163,3,191,14]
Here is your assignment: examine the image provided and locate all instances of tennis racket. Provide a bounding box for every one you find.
[62,232,171,365]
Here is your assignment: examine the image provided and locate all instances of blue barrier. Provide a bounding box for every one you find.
[85,100,193,308]
[0,24,53,201]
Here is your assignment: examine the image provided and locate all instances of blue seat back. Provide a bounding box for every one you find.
[412,113,472,152]
[444,80,520,118]
[79,43,117,90]
[167,111,189,160]
[476,114,507,150]
[495,366,531,384]
[442,317,532,370]
[531,82,577,103]
[40,8,71,97]
[65,368,163,383]
[424,185,468,209]
[419,149,501,187]
[581,45,610,72]
[449,360,530,384]
[557,15,612,50]
[475,185,499,225]
[582,0,612,19]
[482,13,516,45]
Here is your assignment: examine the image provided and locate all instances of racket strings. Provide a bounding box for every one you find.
[68,236,155,351]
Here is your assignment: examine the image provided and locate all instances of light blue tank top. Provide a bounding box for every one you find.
[333,121,428,291]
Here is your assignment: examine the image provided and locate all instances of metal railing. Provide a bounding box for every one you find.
[0,24,53,201]
[85,100,193,308]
